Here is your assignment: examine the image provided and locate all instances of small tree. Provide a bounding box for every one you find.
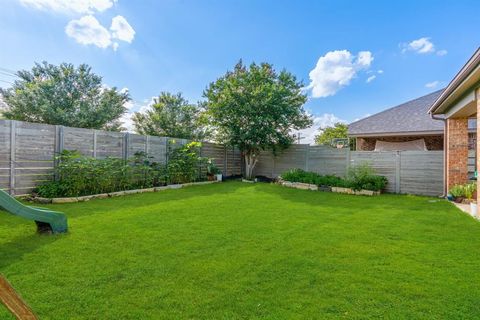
[204,61,312,179]
[0,62,129,130]
[315,122,348,145]
[132,92,207,139]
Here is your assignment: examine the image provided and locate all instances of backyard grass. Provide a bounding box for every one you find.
[1,181,480,319]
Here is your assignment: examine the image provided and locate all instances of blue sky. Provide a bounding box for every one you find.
[1,0,479,142]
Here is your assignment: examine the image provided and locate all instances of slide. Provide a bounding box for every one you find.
[0,189,68,234]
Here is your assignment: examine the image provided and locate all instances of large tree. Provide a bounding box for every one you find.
[204,61,312,179]
[132,92,206,139]
[315,122,348,145]
[0,62,129,130]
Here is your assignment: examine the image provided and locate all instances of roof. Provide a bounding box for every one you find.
[429,47,480,115]
[348,90,444,137]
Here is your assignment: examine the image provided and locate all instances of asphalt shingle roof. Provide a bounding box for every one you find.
[348,89,444,136]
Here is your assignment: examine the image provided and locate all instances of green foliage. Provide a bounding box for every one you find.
[167,141,208,184]
[315,122,348,145]
[449,185,465,198]
[281,163,387,192]
[346,162,388,191]
[132,92,207,139]
[281,168,348,188]
[203,60,312,178]
[450,183,476,200]
[35,145,211,197]
[36,150,166,197]
[0,62,129,130]
[207,159,221,175]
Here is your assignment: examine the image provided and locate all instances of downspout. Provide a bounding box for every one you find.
[430,113,447,197]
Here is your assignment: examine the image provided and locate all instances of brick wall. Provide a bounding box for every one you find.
[446,118,469,190]
[356,135,444,151]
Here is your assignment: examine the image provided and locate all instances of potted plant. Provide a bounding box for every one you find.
[207,161,222,181]
[449,185,465,203]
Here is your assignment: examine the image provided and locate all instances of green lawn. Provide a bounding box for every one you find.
[1,182,480,319]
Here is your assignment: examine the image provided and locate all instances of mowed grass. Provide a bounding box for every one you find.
[1,182,480,319]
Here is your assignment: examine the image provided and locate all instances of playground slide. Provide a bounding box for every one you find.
[0,189,67,234]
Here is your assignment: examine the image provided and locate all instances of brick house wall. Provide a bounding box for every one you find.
[356,135,444,151]
[446,118,469,189]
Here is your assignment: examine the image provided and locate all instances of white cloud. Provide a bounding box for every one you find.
[377,69,384,74]
[65,15,112,48]
[437,49,448,56]
[425,81,440,89]
[20,0,116,14]
[296,113,347,145]
[65,15,135,49]
[402,37,435,54]
[307,50,374,98]
[110,15,135,43]
[401,37,447,56]
[366,75,376,83]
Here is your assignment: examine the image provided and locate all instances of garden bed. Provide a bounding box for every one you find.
[29,181,220,204]
[278,179,381,196]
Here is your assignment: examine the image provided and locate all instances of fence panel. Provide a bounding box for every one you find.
[350,151,398,194]
[399,151,444,196]
[308,146,349,177]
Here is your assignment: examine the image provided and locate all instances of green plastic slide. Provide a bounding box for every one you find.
[0,189,68,234]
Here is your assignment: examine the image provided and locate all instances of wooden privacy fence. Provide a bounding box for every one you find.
[0,119,445,197]
[253,145,444,196]
[0,120,242,195]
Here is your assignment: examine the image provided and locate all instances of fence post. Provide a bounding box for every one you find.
[54,125,64,181]
[9,120,16,195]
[145,135,149,155]
[224,146,228,176]
[395,151,401,194]
[92,130,97,158]
[345,147,351,177]
[305,145,310,171]
[123,132,130,161]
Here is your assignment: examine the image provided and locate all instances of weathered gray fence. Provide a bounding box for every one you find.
[0,119,445,197]
[253,145,444,196]
[0,120,242,195]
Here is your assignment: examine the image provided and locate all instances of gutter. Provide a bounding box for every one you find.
[430,113,447,197]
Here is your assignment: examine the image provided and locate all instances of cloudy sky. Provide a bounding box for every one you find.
[0,0,478,143]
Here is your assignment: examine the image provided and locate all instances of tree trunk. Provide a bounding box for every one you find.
[244,151,258,180]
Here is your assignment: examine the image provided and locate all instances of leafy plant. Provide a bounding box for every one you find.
[463,183,476,200]
[207,160,221,175]
[280,169,347,188]
[167,141,209,184]
[346,163,387,191]
[449,185,465,198]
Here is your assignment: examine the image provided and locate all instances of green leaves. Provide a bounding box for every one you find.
[203,61,312,153]
[0,61,129,130]
[132,92,207,140]
[314,122,348,146]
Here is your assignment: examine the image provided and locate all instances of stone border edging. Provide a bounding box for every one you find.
[31,181,221,204]
[278,180,380,196]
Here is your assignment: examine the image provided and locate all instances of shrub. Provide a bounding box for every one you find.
[346,163,387,191]
[449,184,465,198]
[35,143,211,198]
[280,169,347,188]
[167,141,209,184]
[280,163,387,192]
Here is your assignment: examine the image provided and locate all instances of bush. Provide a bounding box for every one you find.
[167,141,208,184]
[35,143,211,198]
[346,163,387,191]
[449,183,476,200]
[280,163,387,192]
[280,169,348,188]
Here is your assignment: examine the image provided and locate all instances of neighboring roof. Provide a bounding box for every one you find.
[430,47,480,115]
[348,90,444,136]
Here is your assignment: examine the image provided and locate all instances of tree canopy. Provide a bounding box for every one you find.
[314,122,348,145]
[0,62,129,130]
[132,92,207,139]
[203,61,312,179]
